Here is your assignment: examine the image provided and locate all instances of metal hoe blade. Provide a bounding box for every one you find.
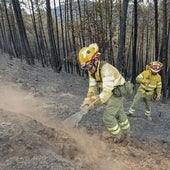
[63,99,98,128]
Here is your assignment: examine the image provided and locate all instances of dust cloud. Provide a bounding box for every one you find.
[0,80,125,170]
[0,83,36,113]
[63,127,126,170]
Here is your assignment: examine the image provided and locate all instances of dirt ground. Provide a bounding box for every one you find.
[0,52,170,170]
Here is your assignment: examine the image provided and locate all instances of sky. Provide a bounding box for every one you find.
[50,0,65,8]
[50,0,152,7]
[22,0,153,13]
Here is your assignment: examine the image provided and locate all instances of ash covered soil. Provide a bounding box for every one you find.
[0,53,170,170]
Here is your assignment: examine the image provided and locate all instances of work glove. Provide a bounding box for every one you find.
[80,95,102,112]
[145,79,150,85]
[155,96,161,101]
[142,79,150,86]
[152,93,161,101]
[81,97,92,108]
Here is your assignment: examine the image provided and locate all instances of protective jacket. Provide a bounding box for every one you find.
[136,69,162,96]
[86,61,125,103]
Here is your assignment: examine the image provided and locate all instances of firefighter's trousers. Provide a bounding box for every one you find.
[129,91,152,116]
[103,95,130,138]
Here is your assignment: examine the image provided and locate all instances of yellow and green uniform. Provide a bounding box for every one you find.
[87,61,130,138]
[129,69,162,117]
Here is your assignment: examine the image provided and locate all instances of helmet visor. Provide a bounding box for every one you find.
[150,65,161,73]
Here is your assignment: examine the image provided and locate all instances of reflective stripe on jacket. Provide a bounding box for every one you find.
[87,61,125,103]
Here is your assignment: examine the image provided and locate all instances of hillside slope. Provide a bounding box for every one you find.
[0,53,170,170]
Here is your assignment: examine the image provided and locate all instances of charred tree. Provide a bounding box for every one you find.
[117,0,129,74]
[154,0,159,60]
[30,0,45,67]
[2,0,19,58]
[131,0,138,84]
[46,0,62,72]
[11,0,34,65]
[160,0,168,103]
[0,3,8,52]
[59,0,66,70]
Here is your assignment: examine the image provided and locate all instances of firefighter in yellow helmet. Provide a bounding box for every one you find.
[128,61,163,121]
[78,43,130,143]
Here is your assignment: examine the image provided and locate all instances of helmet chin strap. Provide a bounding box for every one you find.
[151,72,157,75]
[93,58,99,68]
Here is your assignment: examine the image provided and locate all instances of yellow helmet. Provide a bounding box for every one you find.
[149,61,163,73]
[78,43,100,67]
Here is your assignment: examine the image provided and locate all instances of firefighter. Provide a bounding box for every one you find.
[128,61,163,121]
[78,43,130,143]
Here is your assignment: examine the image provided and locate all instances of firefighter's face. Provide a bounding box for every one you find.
[88,60,98,74]
[88,64,97,74]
